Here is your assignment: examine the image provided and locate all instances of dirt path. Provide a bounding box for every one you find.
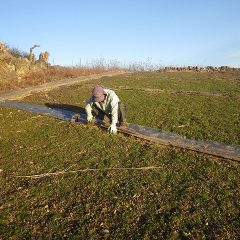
[0,71,126,102]
[116,86,225,97]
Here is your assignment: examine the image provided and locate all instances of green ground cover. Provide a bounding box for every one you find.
[0,71,240,239]
[21,71,240,144]
[100,72,240,94]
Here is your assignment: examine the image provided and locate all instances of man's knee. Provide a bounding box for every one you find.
[118,102,127,126]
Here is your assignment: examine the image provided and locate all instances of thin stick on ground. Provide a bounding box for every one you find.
[15,166,162,179]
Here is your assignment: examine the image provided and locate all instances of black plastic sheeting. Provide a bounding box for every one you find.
[0,101,84,122]
[126,124,240,161]
[1,101,240,161]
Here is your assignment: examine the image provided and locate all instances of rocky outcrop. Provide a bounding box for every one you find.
[34,51,50,69]
[0,41,50,80]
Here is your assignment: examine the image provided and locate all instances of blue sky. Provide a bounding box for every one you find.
[1,0,240,67]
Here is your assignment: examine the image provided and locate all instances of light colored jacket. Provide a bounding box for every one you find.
[85,89,120,125]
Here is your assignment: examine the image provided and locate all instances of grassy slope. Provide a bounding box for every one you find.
[21,71,240,144]
[0,71,240,239]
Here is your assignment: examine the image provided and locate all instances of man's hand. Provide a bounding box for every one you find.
[108,124,117,134]
[87,115,93,123]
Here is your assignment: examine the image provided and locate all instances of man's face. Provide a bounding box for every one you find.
[94,93,105,103]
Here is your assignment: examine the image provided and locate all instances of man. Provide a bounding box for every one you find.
[85,85,126,134]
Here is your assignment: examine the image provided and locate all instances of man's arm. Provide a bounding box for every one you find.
[85,97,94,122]
[111,101,119,126]
[107,100,118,134]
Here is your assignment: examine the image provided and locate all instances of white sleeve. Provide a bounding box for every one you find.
[111,99,119,126]
[85,97,94,118]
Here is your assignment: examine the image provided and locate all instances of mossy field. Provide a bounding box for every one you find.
[0,71,240,239]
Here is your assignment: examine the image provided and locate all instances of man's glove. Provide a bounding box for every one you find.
[108,124,117,134]
[87,115,93,123]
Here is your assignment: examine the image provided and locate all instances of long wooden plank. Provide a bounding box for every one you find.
[117,125,240,161]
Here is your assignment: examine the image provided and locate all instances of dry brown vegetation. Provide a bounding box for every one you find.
[0,41,125,93]
[0,66,123,93]
[1,41,239,94]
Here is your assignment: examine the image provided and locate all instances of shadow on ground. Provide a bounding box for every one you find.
[45,103,86,114]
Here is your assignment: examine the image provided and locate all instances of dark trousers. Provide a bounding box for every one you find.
[93,102,126,126]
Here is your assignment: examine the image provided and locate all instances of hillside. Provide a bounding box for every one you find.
[0,71,239,239]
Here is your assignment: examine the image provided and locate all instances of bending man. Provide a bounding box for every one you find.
[85,85,126,134]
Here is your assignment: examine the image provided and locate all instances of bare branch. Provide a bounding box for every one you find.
[15,166,162,179]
